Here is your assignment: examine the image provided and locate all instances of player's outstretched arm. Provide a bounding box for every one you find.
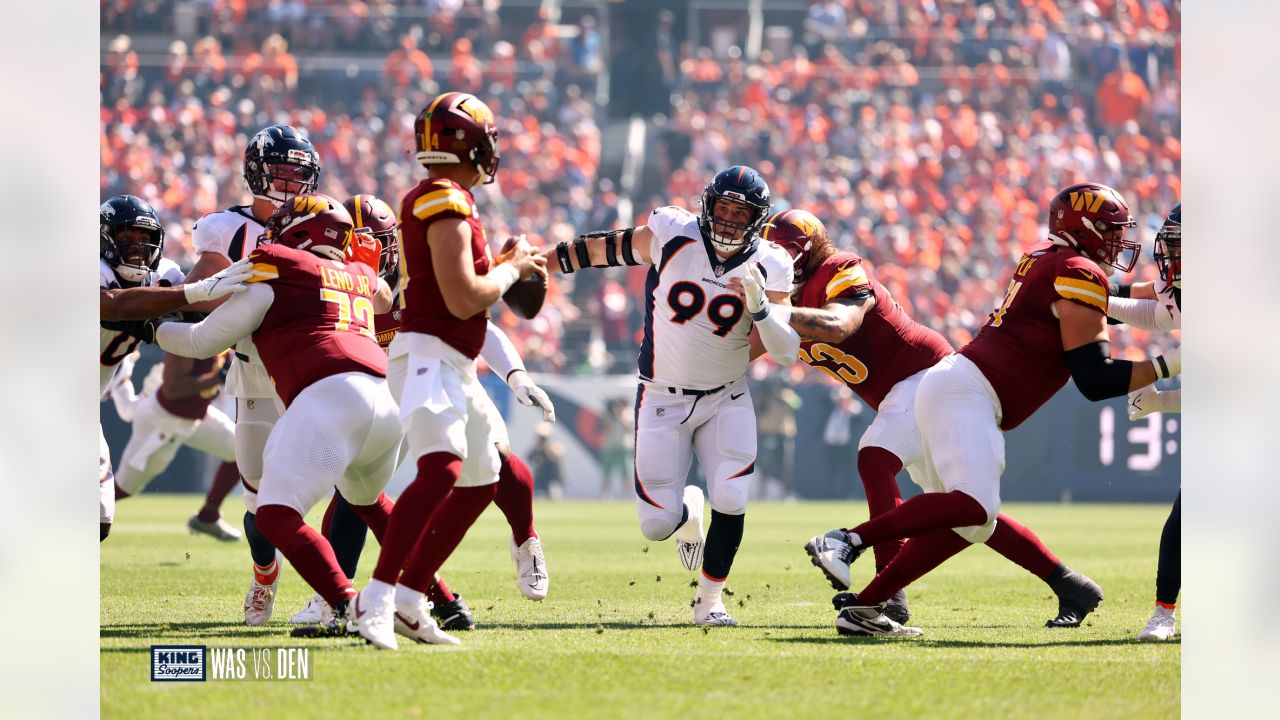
[101,258,253,321]
[541,226,655,273]
[1058,299,1179,402]
[430,220,546,319]
[481,321,555,422]
[181,251,234,312]
[1106,296,1177,332]
[786,295,876,343]
[156,283,272,359]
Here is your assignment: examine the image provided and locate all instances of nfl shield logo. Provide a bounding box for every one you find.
[656,408,665,417]
[713,266,725,277]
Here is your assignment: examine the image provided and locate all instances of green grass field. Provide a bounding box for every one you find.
[101,496,1179,719]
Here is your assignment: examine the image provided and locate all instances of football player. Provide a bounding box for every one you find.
[1106,203,1181,641]
[354,92,546,650]
[808,183,1181,636]
[288,194,554,631]
[182,124,322,625]
[542,165,800,626]
[142,194,459,642]
[107,349,242,541]
[756,209,1104,627]
[99,195,250,541]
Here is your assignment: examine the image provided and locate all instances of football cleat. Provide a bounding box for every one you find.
[693,597,739,627]
[243,554,281,626]
[674,486,706,572]
[804,529,864,590]
[431,594,476,631]
[832,592,923,637]
[354,586,398,650]
[289,593,333,625]
[1045,568,1104,628]
[187,514,242,542]
[290,597,352,639]
[394,598,461,646]
[1137,607,1177,641]
[883,588,910,625]
[511,536,550,601]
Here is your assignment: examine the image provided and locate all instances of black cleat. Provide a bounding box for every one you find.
[832,592,923,637]
[882,589,910,625]
[1045,568,1104,628]
[431,593,476,631]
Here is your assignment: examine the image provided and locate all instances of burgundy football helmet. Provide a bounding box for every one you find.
[261,193,354,262]
[761,208,831,284]
[1047,182,1139,272]
[414,92,501,184]
[343,194,400,285]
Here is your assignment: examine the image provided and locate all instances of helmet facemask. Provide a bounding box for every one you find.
[247,161,320,207]
[700,195,768,255]
[1154,223,1181,289]
[102,221,164,284]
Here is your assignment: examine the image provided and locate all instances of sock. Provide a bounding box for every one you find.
[851,490,988,548]
[701,510,745,581]
[348,492,394,542]
[252,555,280,586]
[371,452,461,585]
[114,483,131,501]
[1155,492,1181,606]
[362,577,395,607]
[255,505,353,607]
[197,462,241,522]
[321,492,338,538]
[859,529,972,606]
[395,583,427,611]
[697,573,726,601]
[856,446,906,570]
[243,510,279,567]
[984,512,1060,580]
[327,491,370,581]
[494,452,537,544]
[1155,602,1176,613]
[427,575,457,606]
[398,484,498,592]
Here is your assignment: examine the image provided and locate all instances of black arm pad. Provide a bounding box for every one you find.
[604,233,619,266]
[573,237,592,271]
[555,242,574,273]
[620,228,641,266]
[1063,340,1135,402]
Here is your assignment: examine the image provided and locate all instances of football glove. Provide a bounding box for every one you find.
[183,257,254,303]
[743,262,768,317]
[508,370,556,423]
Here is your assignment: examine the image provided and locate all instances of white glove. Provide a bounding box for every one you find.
[183,257,254,303]
[1153,346,1180,380]
[509,370,556,422]
[1127,385,1181,420]
[743,262,768,316]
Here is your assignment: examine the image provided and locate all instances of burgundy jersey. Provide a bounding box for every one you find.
[795,252,953,410]
[156,353,225,420]
[373,301,403,350]
[244,243,387,406]
[398,177,492,358]
[961,243,1110,430]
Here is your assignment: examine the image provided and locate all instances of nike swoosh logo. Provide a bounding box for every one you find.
[730,393,744,401]
[394,612,419,630]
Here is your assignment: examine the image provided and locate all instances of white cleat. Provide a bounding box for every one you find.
[354,586,398,650]
[803,529,863,591]
[1137,607,1177,641]
[674,486,706,572]
[394,598,461,646]
[187,514,242,542]
[289,593,332,625]
[693,597,739,626]
[511,536,550,601]
[243,553,281,626]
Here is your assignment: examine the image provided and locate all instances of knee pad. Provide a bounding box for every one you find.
[403,406,466,463]
[639,513,682,542]
[234,420,275,485]
[709,478,749,516]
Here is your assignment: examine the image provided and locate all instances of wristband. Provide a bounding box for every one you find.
[751,304,770,322]
[1153,355,1173,380]
[489,263,520,295]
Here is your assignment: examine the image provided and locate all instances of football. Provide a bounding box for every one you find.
[500,237,547,319]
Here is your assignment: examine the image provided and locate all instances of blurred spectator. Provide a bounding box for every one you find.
[599,399,634,500]
[384,33,433,89]
[528,423,565,500]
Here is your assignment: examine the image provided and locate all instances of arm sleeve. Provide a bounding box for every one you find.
[1106,297,1177,331]
[481,321,525,383]
[156,283,272,358]
[755,305,800,366]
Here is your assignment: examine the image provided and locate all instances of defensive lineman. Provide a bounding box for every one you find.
[542,165,800,626]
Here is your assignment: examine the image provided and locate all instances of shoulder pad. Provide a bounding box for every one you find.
[1053,257,1110,313]
[646,206,698,244]
[411,180,473,221]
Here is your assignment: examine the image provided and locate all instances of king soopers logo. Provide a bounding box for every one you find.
[151,645,206,682]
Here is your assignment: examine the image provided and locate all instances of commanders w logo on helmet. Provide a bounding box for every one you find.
[260,193,354,262]
[414,92,501,184]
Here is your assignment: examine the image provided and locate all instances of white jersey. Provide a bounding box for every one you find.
[99,258,184,394]
[1154,276,1181,330]
[191,206,276,399]
[638,206,794,389]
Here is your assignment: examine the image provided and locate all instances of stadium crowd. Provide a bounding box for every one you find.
[101,0,1179,375]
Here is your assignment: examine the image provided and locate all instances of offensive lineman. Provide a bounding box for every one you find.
[183,124,322,624]
[1107,203,1182,641]
[355,92,546,650]
[757,209,1104,627]
[100,195,251,541]
[806,183,1181,636]
[542,165,800,626]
